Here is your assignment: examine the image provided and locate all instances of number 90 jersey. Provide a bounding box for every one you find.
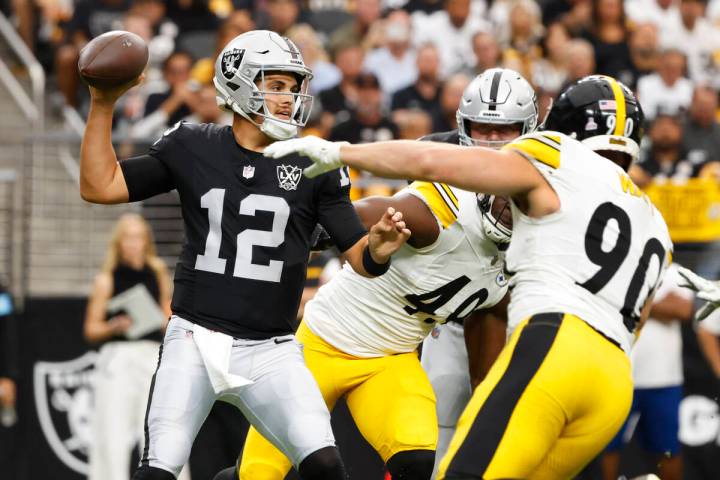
[304,183,508,358]
[503,131,673,354]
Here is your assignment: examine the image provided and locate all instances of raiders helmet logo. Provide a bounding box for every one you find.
[277,164,302,191]
[34,352,98,474]
[221,48,245,80]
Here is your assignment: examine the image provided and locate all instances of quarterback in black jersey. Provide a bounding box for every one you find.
[80,30,409,480]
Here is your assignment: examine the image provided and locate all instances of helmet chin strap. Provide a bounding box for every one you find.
[260,116,298,141]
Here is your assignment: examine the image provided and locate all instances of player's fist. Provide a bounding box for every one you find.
[264,136,347,177]
[368,207,411,264]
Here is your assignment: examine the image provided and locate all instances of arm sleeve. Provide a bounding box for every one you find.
[316,168,367,252]
[119,123,184,202]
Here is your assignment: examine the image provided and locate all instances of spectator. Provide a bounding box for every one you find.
[625,22,660,90]
[684,85,720,170]
[532,22,570,98]
[189,11,255,87]
[0,282,17,476]
[140,51,195,130]
[364,10,417,97]
[184,84,232,125]
[256,0,301,36]
[318,43,365,118]
[286,24,341,94]
[541,0,592,35]
[632,114,694,186]
[394,109,434,140]
[165,0,220,33]
[413,0,490,76]
[329,72,399,144]
[561,38,596,88]
[463,31,502,78]
[601,264,691,480]
[54,0,132,107]
[661,0,720,88]
[626,0,681,32]
[582,0,634,81]
[502,0,544,83]
[391,43,442,115]
[84,213,174,480]
[328,0,382,54]
[433,72,470,131]
[636,49,693,120]
[131,0,179,78]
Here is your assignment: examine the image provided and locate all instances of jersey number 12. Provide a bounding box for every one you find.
[195,189,289,282]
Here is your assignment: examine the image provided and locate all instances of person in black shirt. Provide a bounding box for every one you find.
[79,30,410,480]
[391,44,443,116]
[84,213,176,480]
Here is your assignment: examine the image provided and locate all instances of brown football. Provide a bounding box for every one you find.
[78,31,148,89]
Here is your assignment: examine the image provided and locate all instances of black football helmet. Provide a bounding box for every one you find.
[543,75,644,166]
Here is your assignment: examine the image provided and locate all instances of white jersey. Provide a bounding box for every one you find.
[305,182,508,358]
[504,131,673,354]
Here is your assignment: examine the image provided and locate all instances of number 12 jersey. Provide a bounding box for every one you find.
[119,122,366,339]
[503,131,673,354]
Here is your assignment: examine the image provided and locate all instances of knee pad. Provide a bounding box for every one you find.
[132,465,176,480]
[297,446,348,480]
[387,449,435,480]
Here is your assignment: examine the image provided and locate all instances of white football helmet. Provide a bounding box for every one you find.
[457,68,538,148]
[213,30,314,140]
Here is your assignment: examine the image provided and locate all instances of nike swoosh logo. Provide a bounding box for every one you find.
[274,338,293,344]
[256,50,270,54]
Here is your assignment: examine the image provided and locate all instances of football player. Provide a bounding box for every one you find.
[79,30,409,480]
[214,69,536,480]
[264,75,674,479]
[418,68,537,478]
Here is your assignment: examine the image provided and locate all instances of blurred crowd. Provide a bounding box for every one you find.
[2,0,720,199]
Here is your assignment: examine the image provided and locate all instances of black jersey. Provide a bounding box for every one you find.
[108,263,163,342]
[119,122,366,339]
[420,129,460,144]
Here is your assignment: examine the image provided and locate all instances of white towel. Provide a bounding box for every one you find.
[192,324,253,394]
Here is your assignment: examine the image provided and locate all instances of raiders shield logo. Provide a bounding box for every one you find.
[221,48,245,80]
[277,164,302,191]
[34,352,98,474]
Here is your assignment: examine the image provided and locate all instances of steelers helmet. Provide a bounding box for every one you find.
[457,68,538,148]
[543,75,644,164]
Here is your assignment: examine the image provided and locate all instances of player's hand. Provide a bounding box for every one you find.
[89,73,145,106]
[367,207,411,263]
[264,136,347,178]
[108,314,133,335]
[678,266,720,321]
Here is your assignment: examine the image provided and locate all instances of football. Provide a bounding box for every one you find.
[78,31,148,89]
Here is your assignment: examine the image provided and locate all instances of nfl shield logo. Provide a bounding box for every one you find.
[34,352,98,474]
[242,165,255,179]
[277,164,302,191]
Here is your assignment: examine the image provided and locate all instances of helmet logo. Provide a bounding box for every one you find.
[585,117,598,131]
[221,48,245,80]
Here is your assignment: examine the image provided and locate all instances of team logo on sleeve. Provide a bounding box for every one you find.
[221,48,245,80]
[277,164,302,190]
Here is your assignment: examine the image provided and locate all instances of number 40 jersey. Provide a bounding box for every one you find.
[503,131,673,354]
[305,182,509,358]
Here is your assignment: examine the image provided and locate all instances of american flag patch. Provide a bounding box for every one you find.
[599,100,617,110]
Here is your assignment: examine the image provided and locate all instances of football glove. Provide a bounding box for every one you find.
[264,136,347,178]
[677,265,720,321]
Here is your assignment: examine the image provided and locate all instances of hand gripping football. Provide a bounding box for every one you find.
[78,31,148,89]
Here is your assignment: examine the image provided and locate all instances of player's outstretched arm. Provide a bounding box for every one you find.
[353,193,440,249]
[265,136,546,198]
[79,78,141,204]
[343,207,411,278]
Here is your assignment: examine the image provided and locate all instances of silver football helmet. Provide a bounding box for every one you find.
[457,68,538,148]
[213,30,314,140]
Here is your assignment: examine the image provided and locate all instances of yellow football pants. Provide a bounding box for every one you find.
[239,320,438,480]
[438,313,632,480]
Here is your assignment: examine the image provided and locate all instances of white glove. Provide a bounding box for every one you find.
[677,265,720,321]
[264,136,347,178]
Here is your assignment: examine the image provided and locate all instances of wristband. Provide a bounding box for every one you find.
[363,246,391,276]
